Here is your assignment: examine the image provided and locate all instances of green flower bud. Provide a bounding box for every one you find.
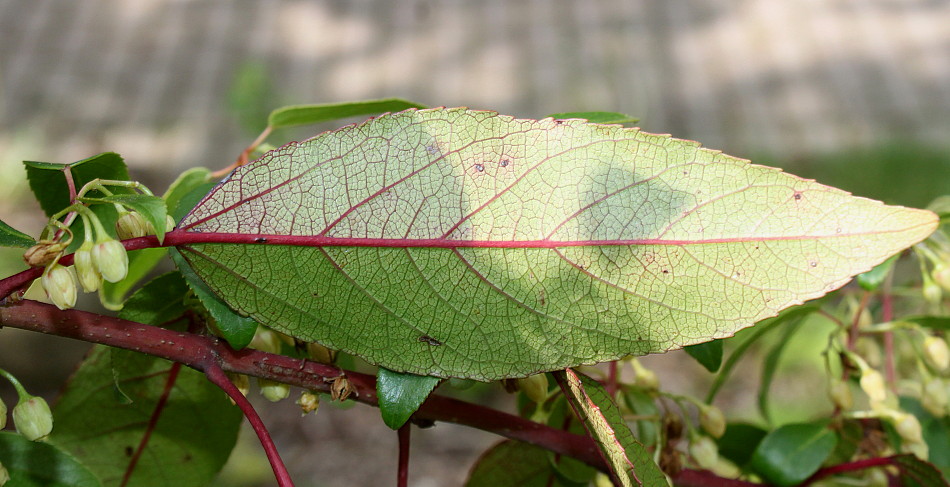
[923,279,942,304]
[296,391,320,415]
[41,263,77,310]
[905,439,928,460]
[860,369,887,405]
[921,378,947,417]
[91,238,128,283]
[923,336,949,372]
[73,242,101,292]
[115,212,149,240]
[165,214,176,232]
[631,359,659,390]
[829,380,853,411]
[249,328,282,354]
[517,373,549,404]
[258,379,290,402]
[23,240,67,268]
[13,395,53,441]
[893,412,923,444]
[0,460,9,485]
[227,373,250,397]
[933,264,950,293]
[866,467,888,487]
[689,435,719,470]
[0,396,7,430]
[699,405,726,438]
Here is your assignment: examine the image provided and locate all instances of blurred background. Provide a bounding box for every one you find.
[1,1,948,486]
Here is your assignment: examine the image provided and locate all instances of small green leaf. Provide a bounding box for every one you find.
[117,272,190,326]
[684,340,723,372]
[267,98,427,129]
[100,248,169,309]
[547,111,639,124]
[717,423,767,467]
[162,168,212,222]
[0,218,34,248]
[169,249,257,349]
[466,440,559,487]
[0,431,101,487]
[556,369,668,487]
[24,153,130,218]
[898,316,950,331]
[81,194,168,243]
[376,367,440,430]
[750,421,838,487]
[857,254,899,291]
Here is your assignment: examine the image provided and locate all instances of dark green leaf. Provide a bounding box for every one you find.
[24,153,130,218]
[50,346,242,487]
[717,423,767,467]
[857,255,899,291]
[758,319,803,423]
[267,98,427,129]
[169,248,257,349]
[0,218,34,248]
[100,248,169,309]
[162,168,212,223]
[892,454,950,487]
[117,272,190,326]
[171,182,217,223]
[899,316,950,331]
[81,194,168,243]
[547,111,639,124]
[465,440,559,487]
[376,367,440,430]
[0,431,101,487]
[684,340,723,372]
[750,421,837,487]
[556,369,668,487]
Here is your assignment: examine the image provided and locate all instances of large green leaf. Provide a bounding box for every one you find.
[0,432,101,487]
[750,421,837,487]
[466,440,578,487]
[49,274,242,487]
[175,108,937,380]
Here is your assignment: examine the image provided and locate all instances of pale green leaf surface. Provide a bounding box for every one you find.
[177,108,938,380]
[555,369,668,487]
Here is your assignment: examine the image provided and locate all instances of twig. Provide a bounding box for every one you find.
[397,423,410,487]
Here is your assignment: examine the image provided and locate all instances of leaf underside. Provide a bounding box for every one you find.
[177,108,937,380]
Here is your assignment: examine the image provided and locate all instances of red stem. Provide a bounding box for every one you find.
[802,456,894,486]
[203,361,295,487]
[121,362,182,487]
[881,291,896,388]
[397,424,410,487]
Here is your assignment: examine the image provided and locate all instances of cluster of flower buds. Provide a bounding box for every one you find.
[115,211,174,240]
[629,358,659,390]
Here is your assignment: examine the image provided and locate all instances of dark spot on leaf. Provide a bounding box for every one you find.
[662,269,669,274]
[125,446,134,457]
[474,163,484,172]
[254,237,268,243]
[183,453,192,462]
[794,192,802,200]
[419,335,442,346]
[499,159,509,167]
[810,261,818,267]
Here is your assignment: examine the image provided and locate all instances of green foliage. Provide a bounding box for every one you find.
[267,98,427,129]
[376,368,441,429]
[24,153,130,218]
[0,432,101,487]
[546,111,639,124]
[684,340,723,372]
[0,218,34,248]
[750,422,837,487]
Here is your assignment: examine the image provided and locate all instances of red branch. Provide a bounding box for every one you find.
[397,424,410,487]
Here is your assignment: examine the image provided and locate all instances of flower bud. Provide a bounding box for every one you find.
[0,460,9,485]
[0,396,7,430]
[23,241,66,268]
[905,439,929,460]
[893,412,923,444]
[933,264,950,293]
[41,264,77,310]
[258,379,289,402]
[296,391,320,415]
[631,359,659,390]
[860,369,887,405]
[866,467,888,487]
[115,212,149,240]
[517,374,549,404]
[249,328,282,354]
[13,395,53,441]
[689,435,719,470]
[593,473,614,487]
[921,378,947,417]
[923,280,943,304]
[91,238,128,283]
[699,405,726,438]
[228,373,250,397]
[73,242,101,292]
[923,336,949,372]
[829,380,853,411]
